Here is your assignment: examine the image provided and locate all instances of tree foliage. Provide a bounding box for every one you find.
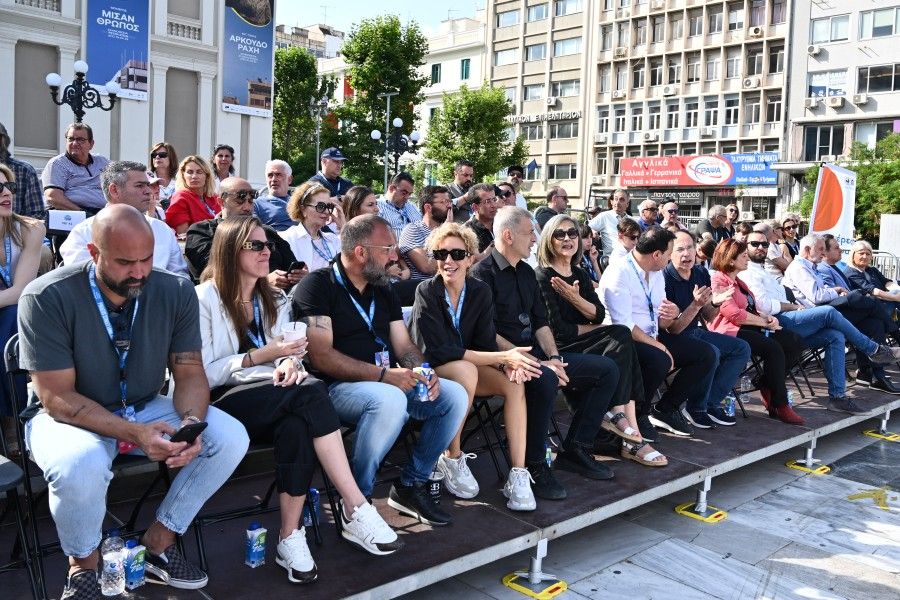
[424,83,528,184]
[271,47,334,179]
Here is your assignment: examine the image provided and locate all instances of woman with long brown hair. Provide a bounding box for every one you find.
[166,156,221,236]
[148,142,178,207]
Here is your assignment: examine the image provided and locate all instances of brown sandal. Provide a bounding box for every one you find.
[601,411,643,443]
[621,441,668,467]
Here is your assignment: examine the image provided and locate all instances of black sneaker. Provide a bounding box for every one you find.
[649,406,693,437]
[635,414,658,443]
[144,543,209,589]
[388,481,452,527]
[60,568,99,600]
[870,377,900,395]
[707,406,737,426]
[827,396,871,415]
[855,369,873,385]
[681,407,714,429]
[555,445,614,480]
[592,430,622,456]
[527,462,567,500]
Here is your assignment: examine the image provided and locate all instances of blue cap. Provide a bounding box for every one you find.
[126,539,136,548]
[249,521,260,530]
[320,147,347,161]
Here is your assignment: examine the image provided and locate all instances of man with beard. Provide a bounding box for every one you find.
[292,214,468,526]
[463,183,498,253]
[377,172,422,239]
[18,204,249,598]
[446,159,475,222]
[589,188,631,257]
[398,185,452,280]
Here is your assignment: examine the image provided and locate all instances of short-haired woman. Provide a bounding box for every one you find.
[280,182,346,273]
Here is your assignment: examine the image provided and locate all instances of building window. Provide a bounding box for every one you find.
[631,106,644,130]
[860,7,899,39]
[504,87,517,103]
[749,0,765,27]
[596,153,609,176]
[803,125,845,161]
[527,4,548,22]
[855,120,898,146]
[548,164,577,179]
[706,55,720,81]
[766,94,782,122]
[670,15,684,39]
[686,53,701,82]
[632,61,645,88]
[666,101,680,129]
[857,63,900,94]
[685,101,699,128]
[616,66,628,90]
[429,107,439,122]
[504,126,516,142]
[497,10,520,28]
[727,3,744,31]
[549,120,579,138]
[552,79,581,96]
[601,25,613,50]
[599,66,611,92]
[460,58,470,81]
[635,20,647,46]
[768,46,784,74]
[747,48,763,75]
[745,95,761,124]
[771,0,786,24]
[521,123,543,140]
[704,98,719,126]
[612,150,624,174]
[524,84,545,100]
[431,64,441,84]
[807,70,848,97]
[614,108,626,132]
[648,104,661,130]
[524,164,543,181]
[726,54,742,79]
[525,43,546,61]
[495,49,518,66]
[667,57,682,83]
[555,0,583,17]
[598,108,610,133]
[709,7,723,34]
[689,10,703,36]
[724,98,740,125]
[652,16,665,42]
[553,37,582,56]
[650,61,663,86]
[811,15,849,43]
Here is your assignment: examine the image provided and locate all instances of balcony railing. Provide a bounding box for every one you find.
[168,16,202,41]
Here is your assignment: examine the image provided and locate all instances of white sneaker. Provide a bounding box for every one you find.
[275,528,317,584]
[436,452,479,499]
[503,467,537,511]
[340,500,405,555]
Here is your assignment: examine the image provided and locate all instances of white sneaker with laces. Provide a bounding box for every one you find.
[340,500,404,555]
[437,452,479,499]
[503,467,537,511]
[275,528,317,584]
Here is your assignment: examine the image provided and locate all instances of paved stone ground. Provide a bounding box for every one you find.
[401,415,900,600]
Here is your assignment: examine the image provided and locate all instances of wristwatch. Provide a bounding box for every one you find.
[549,354,563,361]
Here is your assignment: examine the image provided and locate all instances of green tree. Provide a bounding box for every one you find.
[326,15,429,191]
[271,47,334,179]
[424,83,528,184]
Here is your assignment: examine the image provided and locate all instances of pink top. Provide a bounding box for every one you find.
[165,189,221,230]
[708,270,756,337]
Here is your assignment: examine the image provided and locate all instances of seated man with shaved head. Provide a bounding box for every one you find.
[18,205,249,599]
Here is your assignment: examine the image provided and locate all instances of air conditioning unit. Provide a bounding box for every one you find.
[663,84,677,96]
[804,98,818,109]
[807,44,822,56]
[742,76,760,89]
[739,211,755,221]
[853,93,869,105]
[612,90,627,99]
[643,132,659,141]
[546,96,558,107]
[821,154,837,162]
[651,0,666,9]
[614,47,627,58]
[591,176,603,184]
[748,26,763,38]
[826,96,844,108]
[701,127,716,137]
[594,133,608,144]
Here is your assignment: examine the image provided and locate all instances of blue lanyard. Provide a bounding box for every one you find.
[581,255,598,282]
[332,262,388,350]
[88,264,139,407]
[310,235,334,263]
[444,284,466,345]
[0,236,12,288]
[626,254,657,334]
[199,195,215,217]
[247,295,266,349]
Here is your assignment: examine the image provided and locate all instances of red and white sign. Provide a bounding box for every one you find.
[621,155,735,187]
[810,163,857,253]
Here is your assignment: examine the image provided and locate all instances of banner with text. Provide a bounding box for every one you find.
[84,0,149,101]
[222,0,275,117]
[810,163,857,253]
[620,152,779,187]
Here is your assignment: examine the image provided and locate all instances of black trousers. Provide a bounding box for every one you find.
[645,333,719,412]
[835,303,890,378]
[736,327,803,407]
[212,376,340,496]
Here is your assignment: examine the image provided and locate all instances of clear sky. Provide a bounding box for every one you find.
[276,0,484,36]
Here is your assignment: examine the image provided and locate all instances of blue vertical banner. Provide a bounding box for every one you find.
[222,0,275,117]
[84,0,150,101]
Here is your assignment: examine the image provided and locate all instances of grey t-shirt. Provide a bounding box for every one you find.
[18,263,201,411]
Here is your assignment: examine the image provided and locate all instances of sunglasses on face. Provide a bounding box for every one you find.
[666,209,678,215]
[552,227,579,241]
[225,189,258,203]
[305,202,336,213]
[624,233,639,241]
[150,151,168,159]
[783,224,798,231]
[643,207,658,212]
[748,241,770,248]
[241,240,275,252]
[0,181,17,194]
[432,248,471,261]
[727,208,738,212]
[499,190,514,198]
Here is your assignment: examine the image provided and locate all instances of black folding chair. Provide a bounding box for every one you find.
[0,444,42,599]
[460,395,510,481]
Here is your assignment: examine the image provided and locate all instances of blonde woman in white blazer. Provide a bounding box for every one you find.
[279,181,344,273]
[196,217,401,585]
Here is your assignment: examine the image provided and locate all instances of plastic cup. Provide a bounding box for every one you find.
[281,322,307,342]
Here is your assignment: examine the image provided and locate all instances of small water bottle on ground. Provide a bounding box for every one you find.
[413,363,432,402]
[99,530,125,596]
[545,439,553,467]
[722,393,737,417]
[123,539,146,591]
[302,488,320,527]
[245,522,267,568]
[739,375,753,393]
[787,390,795,407]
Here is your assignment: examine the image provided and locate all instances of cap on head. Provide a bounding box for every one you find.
[320,147,347,161]
[145,171,161,185]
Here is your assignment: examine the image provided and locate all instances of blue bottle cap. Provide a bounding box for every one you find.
[249,522,260,530]
[421,362,430,368]
[108,528,120,538]
[125,539,136,548]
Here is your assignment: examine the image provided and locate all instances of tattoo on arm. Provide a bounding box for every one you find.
[71,404,87,419]
[304,315,332,330]
[171,351,202,365]
[397,351,419,369]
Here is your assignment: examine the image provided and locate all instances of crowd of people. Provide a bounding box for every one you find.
[0,121,898,599]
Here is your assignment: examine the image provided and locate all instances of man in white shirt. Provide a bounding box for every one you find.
[589,188,630,256]
[376,172,423,239]
[505,165,529,210]
[60,160,190,278]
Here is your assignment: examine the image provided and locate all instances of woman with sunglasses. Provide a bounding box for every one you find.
[579,224,602,285]
[0,163,46,457]
[210,144,235,193]
[608,217,641,264]
[281,182,346,273]
[779,216,801,261]
[148,142,178,207]
[409,223,544,510]
[197,217,401,583]
[536,215,667,467]
[166,155,221,236]
[496,182,518,208]
[724,204,739,238]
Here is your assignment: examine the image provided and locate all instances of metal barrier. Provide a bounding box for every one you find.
[873,250,899,282]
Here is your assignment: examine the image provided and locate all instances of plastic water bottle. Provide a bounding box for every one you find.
[245,522,267,568]
[123,539,146,591]
[414,363,432,402]
[722,393,737,417]
[787,390,795,407]
[545,439,553,467]
[99,530,125,596]
[302,488,320,527]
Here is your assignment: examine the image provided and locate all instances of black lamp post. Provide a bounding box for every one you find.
[370,117,421,181]
[45,61,120,123]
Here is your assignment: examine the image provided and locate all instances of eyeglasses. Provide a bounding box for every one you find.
[66,136,90,144]
[224,189,258,204]
[551,227,579,241]
[642,207,658,212]
[783,224,798,231]
[624,233,639,241]
[0,181,17,194]
[499,190,514,198]
[364,244,398,253]
[150,151,168,159]
[432,248,471,261]
[727,208,738,212]
[666,209,678,215]
[304,202,336,213]
[241,240,275,252]
[508,173,523,179]
[748,241,770,249]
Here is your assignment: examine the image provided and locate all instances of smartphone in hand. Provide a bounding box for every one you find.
[287,261,306,273]
[169,421,208,444]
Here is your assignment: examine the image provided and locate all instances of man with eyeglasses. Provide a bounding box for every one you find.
[377,172,423,239]
[309,147,353,202]
[636,200,659,232]
[42,123,110,215]
[0,121,43,219]
[60,161,190,279]
[589,188,631,256]
[535,186,569,231]
[293,214,468,527]
[184,177,297,286]
[397,185,452,281]
[505,165,530,210]
[463,183,499,253]
[660,201,688,232]
[254,159,297,232]
[694,205,731,243]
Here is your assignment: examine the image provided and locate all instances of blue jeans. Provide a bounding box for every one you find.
[25,397,249,558]
[328,378,468,496]
[685,328,751,411]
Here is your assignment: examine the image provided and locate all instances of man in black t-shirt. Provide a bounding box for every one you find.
[292,214,468,527]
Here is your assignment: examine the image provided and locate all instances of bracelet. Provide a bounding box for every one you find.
[246,349,255,366]
[182,415,201,425]
[549,354,563,361]
[378,366,387,382]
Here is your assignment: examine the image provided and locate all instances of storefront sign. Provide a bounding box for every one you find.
[648,191,703,202]
[506,111,582,124]
[621,152,779,187]
[84,0,150,101]
[222,0,275,117]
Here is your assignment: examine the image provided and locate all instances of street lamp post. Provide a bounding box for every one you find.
[45,61,120,124]
[376,90,399,190]
[309,97,329,163]
[370,117,421,185]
